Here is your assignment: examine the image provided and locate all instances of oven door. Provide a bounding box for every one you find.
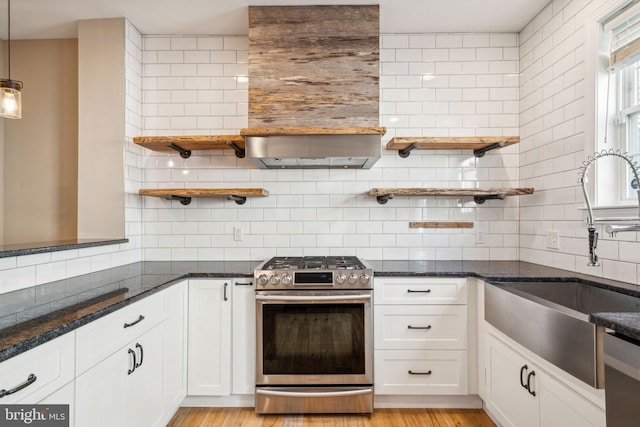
[255,290,373,386]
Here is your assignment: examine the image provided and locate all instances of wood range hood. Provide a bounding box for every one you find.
[244,5,385,169]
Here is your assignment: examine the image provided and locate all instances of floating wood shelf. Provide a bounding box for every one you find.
[241,127,387,136]
[139,188,269,206]
[386,136,519,158]
[133,135,246,159]
[368,187,534,205]
[409,222,474,229]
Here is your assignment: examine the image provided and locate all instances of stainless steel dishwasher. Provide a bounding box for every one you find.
[603,332,640,426]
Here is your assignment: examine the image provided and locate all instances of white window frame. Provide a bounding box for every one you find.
[585,0,640,213]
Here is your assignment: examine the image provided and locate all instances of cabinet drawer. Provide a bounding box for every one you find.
[76,291,166,375]
[0,333,75,404]
[374,305,467,350]
[374,278,467,305]
[374,349,468,395]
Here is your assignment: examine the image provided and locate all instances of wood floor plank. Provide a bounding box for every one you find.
[167,407,496,427]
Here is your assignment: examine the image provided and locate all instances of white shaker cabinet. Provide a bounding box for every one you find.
[75,315,165,427]
[0,332,75,405]
[187,279,232,396]
[485,332,605,427]
[231,278,255,395]
[75,281,187,427]
[162,281,188,422]
[374,277,469,395]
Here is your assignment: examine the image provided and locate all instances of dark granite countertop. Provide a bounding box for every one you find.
[589,312,640,342]
[0,238,129,258]
[2,259,640,363]
[0,261,259,362]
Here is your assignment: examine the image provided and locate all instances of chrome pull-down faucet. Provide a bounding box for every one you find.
[579,149,640,266]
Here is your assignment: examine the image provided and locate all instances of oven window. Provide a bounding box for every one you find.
[262,304,365,375]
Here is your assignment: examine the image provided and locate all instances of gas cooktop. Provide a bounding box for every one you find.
[254,256,372,289]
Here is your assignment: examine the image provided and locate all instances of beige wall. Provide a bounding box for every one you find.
[4,39,78,245]
[77,19,125,240]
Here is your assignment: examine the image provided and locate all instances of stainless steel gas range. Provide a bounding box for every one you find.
[254,256,374,414]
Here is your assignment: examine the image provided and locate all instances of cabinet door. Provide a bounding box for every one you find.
[76,324,165,427]
[162,281,187,419]
[538,372,605,427]
[232,279,255,395]
[188,279,231,396]
[76,346,126,427]
[485,334,538,427]
[125,325,164,427]
[38,381,75,427]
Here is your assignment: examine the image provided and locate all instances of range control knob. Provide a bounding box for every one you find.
[360,273,370,285]
[281,274,292,285]
[257,274,268,286]
[269,274,281,285]
[336,273,346,285]
[348,273,359,285]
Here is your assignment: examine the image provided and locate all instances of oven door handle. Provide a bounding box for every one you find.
[256,388,373,398]
[256,294,371,302]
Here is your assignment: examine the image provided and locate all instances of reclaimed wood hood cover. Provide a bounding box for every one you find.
[245,5,383,169]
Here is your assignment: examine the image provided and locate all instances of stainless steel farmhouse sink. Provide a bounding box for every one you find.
[485,280,640,388]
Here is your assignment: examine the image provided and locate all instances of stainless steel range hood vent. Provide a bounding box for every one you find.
[245,133,382,169]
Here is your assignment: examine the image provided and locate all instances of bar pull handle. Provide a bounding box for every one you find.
[256,388,373,398]
[135,343,144,368]
[127,348,136,375]
[234,282,253,286]
[408,370,432,375]
[224,283,228,301]
[520,364,528,389]
[408,325,432,330]
[526,371,536,396]
[0,374,37,398]
[407,289,431,293]
[123,315,145,328]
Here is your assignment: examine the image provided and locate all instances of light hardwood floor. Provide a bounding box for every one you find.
[167,407,497,427]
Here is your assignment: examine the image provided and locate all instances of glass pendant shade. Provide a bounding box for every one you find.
[0,79,22,119]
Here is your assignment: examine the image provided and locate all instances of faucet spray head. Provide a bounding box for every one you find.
[587,226,599,267]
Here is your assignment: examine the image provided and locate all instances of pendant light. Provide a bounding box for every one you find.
[0,0,21,119]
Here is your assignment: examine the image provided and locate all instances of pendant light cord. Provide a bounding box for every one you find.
[6,0,10,80]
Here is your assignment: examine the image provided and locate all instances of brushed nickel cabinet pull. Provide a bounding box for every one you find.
[123,315,145,328]
[0,374,37,398]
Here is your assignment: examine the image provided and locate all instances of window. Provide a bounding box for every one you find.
[593,1,640,207]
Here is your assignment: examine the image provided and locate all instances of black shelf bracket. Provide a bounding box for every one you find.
[473,140,506,158]
[398,142,419,158]
[227,195,247,205]
[166,142,192,159]
[376,193,394,204]
[226,140,245,158]
[166,195,192,205]
[474,193,506,204]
